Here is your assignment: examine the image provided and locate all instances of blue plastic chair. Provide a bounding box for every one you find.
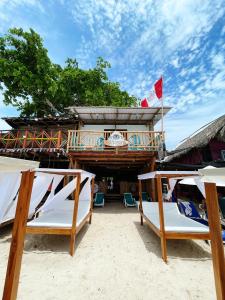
[123,193,137,207]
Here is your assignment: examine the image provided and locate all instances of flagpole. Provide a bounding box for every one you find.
[161,76,164,145]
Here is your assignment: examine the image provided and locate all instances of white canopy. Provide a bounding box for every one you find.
[35,168,95,178]
[199,167,225,184]
[0,156,39,172]
[138,171,198,180]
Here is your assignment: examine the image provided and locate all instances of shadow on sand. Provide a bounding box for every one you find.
[23,223,90,255]
[0,223,13,243]
[134,221,212,262]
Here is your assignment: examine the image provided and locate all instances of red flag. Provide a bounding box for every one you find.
[154,77,163,99]
[140,98,149,107]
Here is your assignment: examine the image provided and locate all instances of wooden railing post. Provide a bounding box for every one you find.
[57,130,62,149]
[22,130,28,149]
[2,170,35,300]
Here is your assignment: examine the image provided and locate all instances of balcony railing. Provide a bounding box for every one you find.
[0,130,67,151]
[67,130,164,152]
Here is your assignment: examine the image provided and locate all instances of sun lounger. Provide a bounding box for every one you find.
[142,202,209,233]
[123,193,137,207]
[94,193,104,207]
[26,169,95,256]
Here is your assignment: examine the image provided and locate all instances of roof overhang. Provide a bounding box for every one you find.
[67,106,171,125]
[2,116,79,129]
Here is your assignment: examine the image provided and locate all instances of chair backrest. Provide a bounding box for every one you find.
[178,201,201,218]
[219,197,225,218]
[95,193,104,204]
[124,193,134,204]
[128,134,141,150]
[142,192,149,201]
[96,137,104,150]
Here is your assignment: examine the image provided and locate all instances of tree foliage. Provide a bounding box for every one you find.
[0,28,137,117]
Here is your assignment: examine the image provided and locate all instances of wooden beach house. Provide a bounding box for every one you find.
[0,106,170,201]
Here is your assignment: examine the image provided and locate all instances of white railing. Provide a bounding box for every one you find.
[67,130,164,152]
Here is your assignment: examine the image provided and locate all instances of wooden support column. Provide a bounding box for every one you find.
[139,180,143,225]
[89,178,95,224]
[156,175,167,263]
[150,157,156,201]
[3,170,35,300]
[204,182,225,300]
[70,173,81,256]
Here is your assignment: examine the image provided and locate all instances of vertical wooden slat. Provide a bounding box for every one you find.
[156,175,167,263]
[89,178,95,224]
[204,182,225,300]
[2,170,35,300]
[70,173,81,256]
[139,180,143,225]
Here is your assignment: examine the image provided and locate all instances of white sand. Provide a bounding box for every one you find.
[0,202,219,300]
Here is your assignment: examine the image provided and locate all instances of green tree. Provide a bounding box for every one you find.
[0,28,137,117]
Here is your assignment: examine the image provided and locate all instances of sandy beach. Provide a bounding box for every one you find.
[0,202,218,300]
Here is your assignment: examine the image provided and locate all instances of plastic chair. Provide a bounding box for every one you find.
[123,193,137,207]
[94,193,104,207]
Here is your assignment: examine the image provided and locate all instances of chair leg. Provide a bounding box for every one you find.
[69,232,76,256]
[89,213,92,224]
[160,236,167,263]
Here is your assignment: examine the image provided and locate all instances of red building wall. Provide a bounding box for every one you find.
[209,138,225,160]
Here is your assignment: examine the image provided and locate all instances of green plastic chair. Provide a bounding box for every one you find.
[128,134,142,151]
[123,193,137,207]
[95,136,104,151]
[94,193,104,207]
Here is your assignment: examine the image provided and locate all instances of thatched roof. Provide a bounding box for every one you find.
[165,114,225,162]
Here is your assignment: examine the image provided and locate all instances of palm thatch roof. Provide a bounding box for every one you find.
[165,114,225,162]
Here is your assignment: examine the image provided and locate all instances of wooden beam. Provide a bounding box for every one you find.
[156,175,167,263]
[3,171,35,300]
[204,182,225,300]
[70,173,81,256]
[89,178,95,224]
[139,180,143,225]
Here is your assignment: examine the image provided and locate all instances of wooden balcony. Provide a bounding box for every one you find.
[0,130,67,152]
[67,130,164,153]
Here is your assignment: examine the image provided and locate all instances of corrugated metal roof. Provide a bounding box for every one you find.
[67,106,171,125]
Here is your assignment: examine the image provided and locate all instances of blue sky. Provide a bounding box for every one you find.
[0,0,225,150]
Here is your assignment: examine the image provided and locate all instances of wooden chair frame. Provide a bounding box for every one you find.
[139,172,225,300]
[139,173,210,263]
[3,169,95,300]
[26,171,95,256]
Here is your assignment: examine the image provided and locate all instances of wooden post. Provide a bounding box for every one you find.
[57,130,62,149]
[3,170,35,300]
[204,182,225,300]
[70,173,81,256]
[156,175,167,263]
[89,178,95,224]
[150,157,156,201]
[22,130,28,148]
[139,180,143,225]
